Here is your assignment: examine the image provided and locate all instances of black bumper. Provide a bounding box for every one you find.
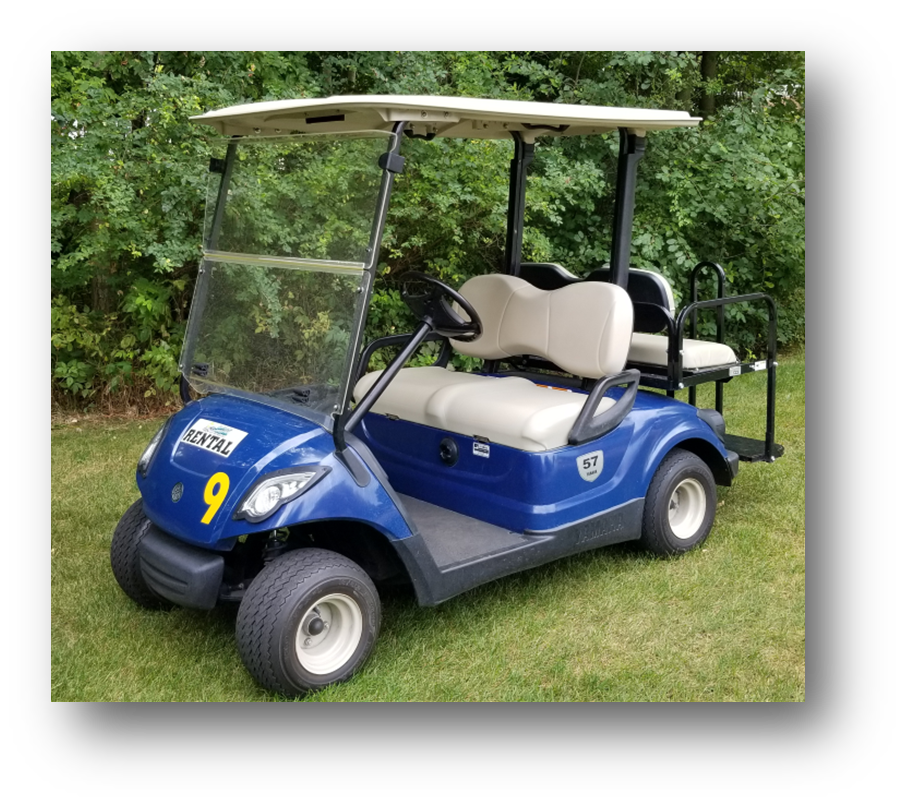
[139,525,225,610]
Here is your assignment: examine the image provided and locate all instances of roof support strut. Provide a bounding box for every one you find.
[334,122,407,456]
[609,129,646,290]
[504,134,535,275]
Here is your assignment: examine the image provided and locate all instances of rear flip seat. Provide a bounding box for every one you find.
[628,333,736,370]
[521,263,738,371]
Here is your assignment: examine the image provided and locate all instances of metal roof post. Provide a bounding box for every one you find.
[609,129,646,290]
[504,133,535,275]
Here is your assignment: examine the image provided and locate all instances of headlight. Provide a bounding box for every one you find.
[137,419,170,478]
[235,467,330,524]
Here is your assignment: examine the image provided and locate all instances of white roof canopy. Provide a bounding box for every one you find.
[191,95,700,140]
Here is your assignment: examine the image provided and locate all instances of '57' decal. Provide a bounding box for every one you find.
[577,450,604,482]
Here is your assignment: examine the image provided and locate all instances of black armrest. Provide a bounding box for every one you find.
[567,369,640,445]
[356,332,450,380]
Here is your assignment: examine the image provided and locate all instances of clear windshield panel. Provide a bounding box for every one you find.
[204,132,392,263]
[181,260,368,417]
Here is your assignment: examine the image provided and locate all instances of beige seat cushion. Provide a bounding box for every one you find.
[454,274,633,378]
[352,274,632,452]
[354,369,614,452]
[629,333,737,370]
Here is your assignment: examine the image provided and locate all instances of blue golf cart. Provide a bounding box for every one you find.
[110,96,782,696]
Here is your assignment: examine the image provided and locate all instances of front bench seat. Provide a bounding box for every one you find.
[353,275,634,452]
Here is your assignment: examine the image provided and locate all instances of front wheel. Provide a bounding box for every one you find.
[236,548,381,697]
[641,449,717,556]
[110,499,172,609]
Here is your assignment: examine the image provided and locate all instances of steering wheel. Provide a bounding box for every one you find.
[400,272,482,342]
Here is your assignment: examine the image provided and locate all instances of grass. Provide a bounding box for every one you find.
[51,350,804,701]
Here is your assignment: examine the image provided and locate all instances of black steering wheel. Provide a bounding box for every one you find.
[400,272,482,342]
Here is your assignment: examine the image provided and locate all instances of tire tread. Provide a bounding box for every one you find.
[110,499,171,609]
[640,449,717,556]
[236,548,380,696]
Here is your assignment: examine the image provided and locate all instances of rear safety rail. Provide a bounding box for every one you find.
[672,292,781,463]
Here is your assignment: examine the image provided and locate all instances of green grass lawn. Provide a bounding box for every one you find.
[51,351,804,701]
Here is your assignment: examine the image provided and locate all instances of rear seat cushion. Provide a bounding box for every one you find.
[629,333,737,370]
[354,369,614,452]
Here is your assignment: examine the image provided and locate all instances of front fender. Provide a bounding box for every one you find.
[137,395,412,550]
[242,448,414,541]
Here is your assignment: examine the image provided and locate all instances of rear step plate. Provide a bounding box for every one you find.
[725,434,784,463]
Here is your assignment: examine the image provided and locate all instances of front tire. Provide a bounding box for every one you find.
[236,548,381,697]
[641,449,717,556]
[110,499,172,609]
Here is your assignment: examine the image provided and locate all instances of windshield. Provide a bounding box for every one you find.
[181,132,392,417]
[203,132,391,261]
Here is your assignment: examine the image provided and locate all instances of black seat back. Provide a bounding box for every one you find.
[518,263,674,334]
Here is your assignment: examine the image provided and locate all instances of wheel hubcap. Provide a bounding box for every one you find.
[295,593,363,675]
[668,478,707,540]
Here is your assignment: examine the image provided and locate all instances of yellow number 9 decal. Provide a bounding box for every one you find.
[201,472,230,524]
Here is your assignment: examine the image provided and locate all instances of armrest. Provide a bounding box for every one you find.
[567,369,640,446]
[356,332,451,380]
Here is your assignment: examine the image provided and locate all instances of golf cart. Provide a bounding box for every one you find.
[110,95,782,697]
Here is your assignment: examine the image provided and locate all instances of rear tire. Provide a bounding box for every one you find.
[641,449,717,556]
[236,548,381,697]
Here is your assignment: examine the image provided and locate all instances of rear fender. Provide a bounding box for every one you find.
[644,430,736,488]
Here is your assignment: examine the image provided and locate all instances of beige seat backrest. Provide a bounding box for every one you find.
[454,274,633,379]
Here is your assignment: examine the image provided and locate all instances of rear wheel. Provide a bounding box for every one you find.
[641,449,717,555]
[236,548,381,697]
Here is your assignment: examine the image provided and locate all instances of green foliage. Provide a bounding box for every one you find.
[51,51,805,407]
[51,289,183,403]
[629,102,805,352]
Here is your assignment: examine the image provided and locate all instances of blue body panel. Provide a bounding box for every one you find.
[354,387,729,534]
[137,395,412,551]
[138,383,729,558]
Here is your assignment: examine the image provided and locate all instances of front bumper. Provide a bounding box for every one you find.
[140,525,225,609]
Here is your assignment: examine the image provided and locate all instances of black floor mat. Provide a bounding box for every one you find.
[398,495,528,569]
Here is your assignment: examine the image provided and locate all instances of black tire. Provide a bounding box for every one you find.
[641,449,717,556]
[110,499,172,609]
[236,548,381,697]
